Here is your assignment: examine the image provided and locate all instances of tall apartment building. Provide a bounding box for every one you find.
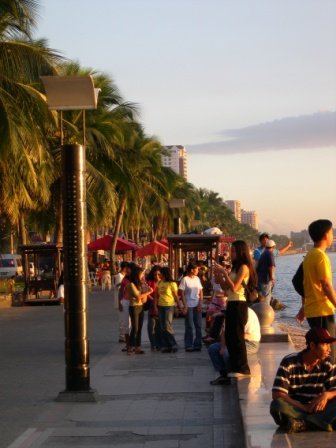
[241,209,259,230]
[225,200,241,222]
[162,145,187,179]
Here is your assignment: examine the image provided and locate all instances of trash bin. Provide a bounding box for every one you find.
[12,291,24,307]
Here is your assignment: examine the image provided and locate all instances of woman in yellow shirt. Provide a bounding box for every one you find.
[154,267,179,353]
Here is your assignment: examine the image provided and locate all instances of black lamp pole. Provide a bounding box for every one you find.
[61,144,91,393]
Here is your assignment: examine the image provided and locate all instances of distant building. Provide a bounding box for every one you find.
[290,229,310,242]
[162,145,187,179]
[226,200,241,222]
[241,209,259,230]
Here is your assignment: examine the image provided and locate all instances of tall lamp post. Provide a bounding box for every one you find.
[41,76,99,401]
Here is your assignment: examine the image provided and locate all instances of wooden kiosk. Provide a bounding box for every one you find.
[19,244,62,305]
[167,234,228,280]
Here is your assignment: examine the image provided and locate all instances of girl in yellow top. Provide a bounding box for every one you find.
[214,240,257,378]
[154,267,179,353]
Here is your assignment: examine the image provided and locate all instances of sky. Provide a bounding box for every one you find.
[36,0,336,236]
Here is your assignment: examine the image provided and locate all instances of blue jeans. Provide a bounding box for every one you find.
[208,341,260,375]
[184,306,202,349]
[147,314,162,349]
[258,282,272,304]
[158,306,177,349]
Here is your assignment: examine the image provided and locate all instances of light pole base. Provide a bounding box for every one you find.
[56,389,98,403]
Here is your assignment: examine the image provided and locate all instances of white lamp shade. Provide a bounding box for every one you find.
[41,76,98,110]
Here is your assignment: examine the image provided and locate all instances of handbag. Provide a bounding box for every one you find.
[242,280,259,304]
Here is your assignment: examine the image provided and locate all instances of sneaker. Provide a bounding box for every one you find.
[285,419,308,434]
[161,348,172,353]
[193,347,202,352]
[210,375,231,385]
[185,347,194,352]
[171,346,178,353]
[228,371,251,378]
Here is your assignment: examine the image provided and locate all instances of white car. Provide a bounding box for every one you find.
[0,254,23,278]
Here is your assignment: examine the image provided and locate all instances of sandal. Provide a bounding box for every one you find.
[135,348,145,354]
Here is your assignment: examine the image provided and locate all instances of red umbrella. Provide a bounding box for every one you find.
[88,235,138,252]
[159,239,168,247]
[136,241,169,257]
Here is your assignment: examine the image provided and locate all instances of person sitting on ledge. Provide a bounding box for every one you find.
[208,305,261,385]
[270,327,336,433]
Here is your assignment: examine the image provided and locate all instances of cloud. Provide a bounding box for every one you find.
[188,111,336,155]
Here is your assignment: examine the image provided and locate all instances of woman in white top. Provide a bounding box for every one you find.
[179,262,203,351]
[214,240,257,377]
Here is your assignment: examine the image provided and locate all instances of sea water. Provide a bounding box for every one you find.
[272,252,336,328]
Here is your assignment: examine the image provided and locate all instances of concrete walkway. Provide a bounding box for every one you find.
[7,290,336,448]
[7,295,244,448]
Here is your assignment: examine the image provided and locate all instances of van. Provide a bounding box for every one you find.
[0,254,23,278]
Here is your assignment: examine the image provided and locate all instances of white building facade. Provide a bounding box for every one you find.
[241,209,259,230]
[162,145,187,179]
[226,200,241,222]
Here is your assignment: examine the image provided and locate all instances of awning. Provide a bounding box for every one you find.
[87,235,138,252]
[136,241,169,257]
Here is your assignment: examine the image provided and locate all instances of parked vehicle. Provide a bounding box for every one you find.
[0,254,23,278]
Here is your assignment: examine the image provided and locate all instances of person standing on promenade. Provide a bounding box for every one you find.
[154,267,179,353]
[179,262,203,352]
[127,265,153,355]
[113,261,129,343]
[214,240,258,378]
[101,259,112,291]
[256,239,277,305]
[146,265,162,351]
[270,327,336,433]
[253,232,293,267]
[208,305,260,385]
[297,219,336,362]
[118,263,133,352]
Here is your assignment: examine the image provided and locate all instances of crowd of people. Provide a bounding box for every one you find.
[100,218,336,434]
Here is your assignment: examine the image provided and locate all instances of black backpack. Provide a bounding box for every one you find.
[292,262,304,297]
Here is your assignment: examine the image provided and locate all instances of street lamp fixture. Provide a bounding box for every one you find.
[41,76,99,401]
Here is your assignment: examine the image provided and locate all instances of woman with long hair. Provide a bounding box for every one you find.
[214,240,257,377]
[146,265,162,351]
[127,265,153,354]
[154,267,179,353]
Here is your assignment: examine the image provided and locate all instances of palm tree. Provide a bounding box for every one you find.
[0,0,62,244]
[42,61,139,244]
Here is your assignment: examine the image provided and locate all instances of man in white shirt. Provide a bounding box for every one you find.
[208,306,261,384]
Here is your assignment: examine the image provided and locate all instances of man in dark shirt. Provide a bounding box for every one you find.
[270,327,336,433]
[256,239,276,304]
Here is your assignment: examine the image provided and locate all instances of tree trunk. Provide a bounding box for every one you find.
[110,195,127,275]
[18,212,27,246]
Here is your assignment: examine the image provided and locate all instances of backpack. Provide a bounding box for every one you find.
[292,262,304,297]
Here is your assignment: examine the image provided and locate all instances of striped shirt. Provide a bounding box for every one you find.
[272,350,336,404]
